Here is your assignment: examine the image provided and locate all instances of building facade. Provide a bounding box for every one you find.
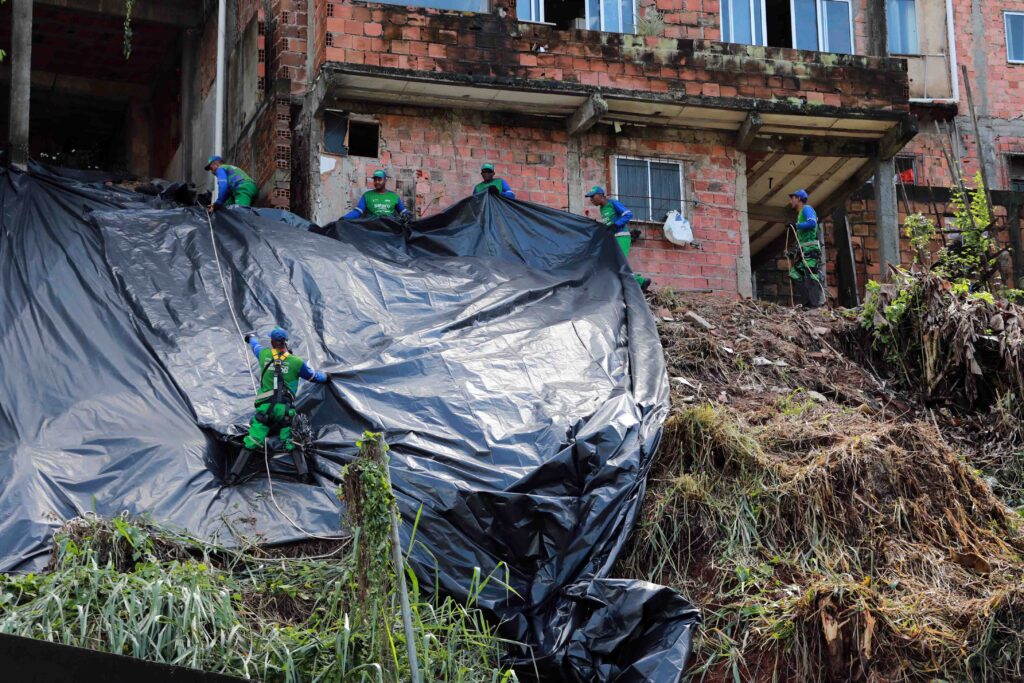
[4,0,1022,300]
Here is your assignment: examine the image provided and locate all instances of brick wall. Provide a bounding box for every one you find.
[321,2,908,112]
[314,105,745,293]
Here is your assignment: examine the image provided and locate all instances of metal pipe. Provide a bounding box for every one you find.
[8,0,33,168]
[214,0,226,156]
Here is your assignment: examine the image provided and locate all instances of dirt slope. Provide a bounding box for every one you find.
[620,293,1024,682]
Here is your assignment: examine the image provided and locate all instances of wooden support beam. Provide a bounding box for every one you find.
[876,113,919,160]
[566,93,608,136]
[746,151,785,187]
[758,161,806,204]
[735,111,762,151]
[36,0,202,27]
[805,158,851,195]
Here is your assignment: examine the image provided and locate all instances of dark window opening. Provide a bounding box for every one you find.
[546,0,586,30]
[765,0,793,48]
[348,121,380,158]
[323,114,380,158]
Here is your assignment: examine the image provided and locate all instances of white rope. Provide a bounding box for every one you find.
[203,206,345,541]
[203,207,258,396]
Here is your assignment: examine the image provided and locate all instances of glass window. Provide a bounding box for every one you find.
[587,0,601,30]
[614,157,685,222]
[822,0,852,53]
[723,0,766,45]
[887,0,919,54]
[377,0,488,11]
[1007,12,1024,63]
[518,0,541,22]
[793,0,820,50]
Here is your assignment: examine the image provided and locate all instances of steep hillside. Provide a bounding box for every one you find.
[621,291,1024,682]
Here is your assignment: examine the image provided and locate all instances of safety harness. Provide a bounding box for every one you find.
[254,348,295,425]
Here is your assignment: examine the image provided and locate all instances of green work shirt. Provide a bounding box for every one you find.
[258,349,306,397]
[795,205,820,250]
[362,190,402,217]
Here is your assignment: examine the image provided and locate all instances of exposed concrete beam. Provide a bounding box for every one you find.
[747,205,793,224]
[735,111,762,152]
[566,93,608,137]
[35,0,202,27]
[0,67,152,100]
[8,0,32,168]
[747,135,878,158]
[876,113,919,160]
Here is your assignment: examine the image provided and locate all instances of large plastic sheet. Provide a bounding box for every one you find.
[0,165,699,680]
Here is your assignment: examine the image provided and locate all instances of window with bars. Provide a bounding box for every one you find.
[1007,155,1024,192]
[612,157,685,222]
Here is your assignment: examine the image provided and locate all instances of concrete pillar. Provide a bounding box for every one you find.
[874,158,900,277]
[734,153,753,297]
[566,136,584,215]
[8,0,33,168]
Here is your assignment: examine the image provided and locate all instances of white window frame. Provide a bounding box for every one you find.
[789,0,855,54]
[1007,11,1024,64]
[723,0,768,45]
[610,155,686,222]
[586,0,637,34]
[518,0,544,23]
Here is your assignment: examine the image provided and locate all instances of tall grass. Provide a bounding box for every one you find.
[0,434,520,682]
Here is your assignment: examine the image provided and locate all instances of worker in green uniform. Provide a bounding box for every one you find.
[585,185,651,291]
[206,155,259,212]
[473,163,515,198]
[343,170,412,221]
[226,327,328,485]
[786,189,825,309]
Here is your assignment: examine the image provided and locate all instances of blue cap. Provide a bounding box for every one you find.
[205,155,223,171]
[789,189,809,201]
[585,186,606,197]
[372,170,387,179]
[269,327,289,342]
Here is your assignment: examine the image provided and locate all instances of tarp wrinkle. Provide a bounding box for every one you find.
[0,164,699,681]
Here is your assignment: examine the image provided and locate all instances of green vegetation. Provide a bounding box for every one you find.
[620,405,1024,682]
[0,433,518,682]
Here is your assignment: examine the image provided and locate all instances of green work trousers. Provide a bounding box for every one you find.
[616,234,648,287]
[789,248,825,308]
[243,401,296,451]
[225,180,259,208]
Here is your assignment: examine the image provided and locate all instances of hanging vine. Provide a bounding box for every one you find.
[123,0,136,59]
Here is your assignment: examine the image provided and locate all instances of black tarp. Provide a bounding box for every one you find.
[0,164,699,680]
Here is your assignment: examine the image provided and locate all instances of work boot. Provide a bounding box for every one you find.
[225,448,253,486]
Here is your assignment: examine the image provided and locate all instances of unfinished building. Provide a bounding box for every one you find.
[5,0,1023,301]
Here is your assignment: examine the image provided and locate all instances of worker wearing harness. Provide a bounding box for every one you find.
[206,155,259,212]
[585,185,651,291]
[226,327,327,485]
[786,189,825,309]
[343,170,413,221]
[474,163,516,198]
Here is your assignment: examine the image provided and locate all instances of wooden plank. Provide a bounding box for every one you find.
[746,152,785,186]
